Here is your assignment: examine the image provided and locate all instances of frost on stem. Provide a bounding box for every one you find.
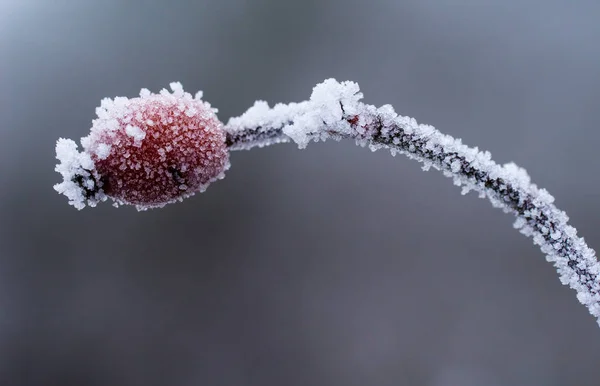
[54,79,600,327]
[224,79,364,150]
[223,79,600,327]
[54,138,106,210]
[54,82,230,210]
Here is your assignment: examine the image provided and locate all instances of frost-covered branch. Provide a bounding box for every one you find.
[224,79,600,327]
[53,79,600,327]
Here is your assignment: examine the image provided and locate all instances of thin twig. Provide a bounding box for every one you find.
[224,79,600,327]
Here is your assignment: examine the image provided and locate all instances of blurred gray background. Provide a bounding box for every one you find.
[2,1,600,385]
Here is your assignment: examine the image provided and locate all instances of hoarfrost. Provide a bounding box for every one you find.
[225,78,600,327]
[55,82,228,210]
[54,77,599,326]
[53,138,106,209]
[95,143,112,160]
[225,100,310,150]
[169,81,184,97]
[125,124,146,146]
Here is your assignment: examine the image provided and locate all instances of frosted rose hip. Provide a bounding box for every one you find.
[54,82,230,210]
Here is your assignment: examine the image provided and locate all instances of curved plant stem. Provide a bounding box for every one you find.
[224,79,600,327]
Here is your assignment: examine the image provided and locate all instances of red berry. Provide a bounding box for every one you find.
[81,83,229,209]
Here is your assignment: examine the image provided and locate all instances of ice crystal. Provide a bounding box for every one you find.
[53,138,106,209]
[224,79,600,326]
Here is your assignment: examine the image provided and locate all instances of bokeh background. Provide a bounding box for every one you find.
[2,1,600,385]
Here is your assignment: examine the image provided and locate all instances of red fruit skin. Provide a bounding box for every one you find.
[83,86,229,209]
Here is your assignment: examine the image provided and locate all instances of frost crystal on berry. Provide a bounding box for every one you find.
[54,82,230,210]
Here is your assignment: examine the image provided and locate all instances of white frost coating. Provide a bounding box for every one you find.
[224,79,364,150]
[225,100,311,150]
[53,138,106,209]
[96,143,111,160]
[53,77,599,326]
[55,81,225,210]
[125,124,145,146]
[139,88,151,98]
[283,79,364,148]
[169,81,186,98]
[225,78,600,327]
